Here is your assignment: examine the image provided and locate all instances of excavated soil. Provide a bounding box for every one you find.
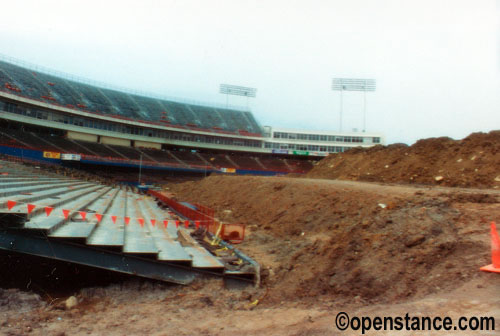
[306,130,500,188]
[2,131,500,335]
[2,176,499,335]
[169,176,500,306]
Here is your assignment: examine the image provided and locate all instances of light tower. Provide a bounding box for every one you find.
[219,84,257,109]
[332,78,376,132]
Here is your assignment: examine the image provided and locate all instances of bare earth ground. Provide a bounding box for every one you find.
[1,176,499,335]
[306,130,500,188]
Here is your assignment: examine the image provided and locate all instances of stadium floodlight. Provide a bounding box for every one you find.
[220,84,257,97]
[332,78,376,132]
[220,84,257,109]
[332,78,376,92]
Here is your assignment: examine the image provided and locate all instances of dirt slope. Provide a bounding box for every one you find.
[3,134,500,335]
[2,175,499,335]
[169,176,500,306]
[306,130,500,188]
[2,277,497,335]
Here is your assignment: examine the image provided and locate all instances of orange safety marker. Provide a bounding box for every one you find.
[44,206,53,217]
[151,219,156,227]
[138,218,144,227]
[95,213,103,223]
[163,220,168,228]
[62,209,70,219]
[7,200,16,210]
[124,217,130,226]
[175,220,180,228]
[480,221,500,273]
[111,215,117,224]
[184,220,189,228]
[79,211,87,220]
[27,204,36,214]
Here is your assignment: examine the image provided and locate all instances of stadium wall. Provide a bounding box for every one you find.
[100,136,130,146]
[0,145,61,164]
[235,169,282,176]
[67,131,98,142]
[134,140,161,149]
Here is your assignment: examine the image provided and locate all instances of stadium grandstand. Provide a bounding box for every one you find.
[0,55,384,183]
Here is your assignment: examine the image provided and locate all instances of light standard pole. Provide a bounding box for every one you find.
[332,78,376,132]
[340,89,343,132]
[363,89,367,132]
[138,154,142,186]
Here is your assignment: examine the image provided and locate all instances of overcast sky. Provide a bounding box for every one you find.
[0,0,498,144]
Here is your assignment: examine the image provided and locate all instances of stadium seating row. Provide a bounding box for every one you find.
[0,60,262,135]
[0,128,313,173]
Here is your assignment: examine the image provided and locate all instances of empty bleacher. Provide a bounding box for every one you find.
[70,84,115,114]
[188,105,225,129]
[130,94,164,120]
[0,59,263,135]
[0,131,27,148]
[242,111,262,133]
[41,135,84,153]
[258,157,290,172]
[229,155,263,170]
[168,150,207,167]
[136,148,184,166]
[107,144,143,161]
[102,89,144,120]
[2,129,61,152]
[0,69,14,88]
[0,62,52,100]
[72,140,122,158]
[64,140,98,156]
[198,153,238,168]
[29,73,83,106]
[0,161,257,284]
[214,109,238,131]
[0,126,315,174]
[231,111,252,131]
[160,101,191,126]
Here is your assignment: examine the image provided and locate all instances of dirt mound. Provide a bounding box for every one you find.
[169,176,499,305]
[0,288,45,313]
[2,175,499,335]
[306,130,500,188]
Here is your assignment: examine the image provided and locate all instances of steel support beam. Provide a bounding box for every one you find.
[0,230,197,285]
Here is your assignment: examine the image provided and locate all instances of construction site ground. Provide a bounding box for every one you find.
[1,173,499,335]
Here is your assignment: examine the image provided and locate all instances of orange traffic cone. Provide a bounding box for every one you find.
[480,221,500,273]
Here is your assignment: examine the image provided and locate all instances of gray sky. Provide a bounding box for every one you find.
[0,0,498,144]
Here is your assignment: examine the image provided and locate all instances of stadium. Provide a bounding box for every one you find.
[0,56,384,183]
[0,1,498,335]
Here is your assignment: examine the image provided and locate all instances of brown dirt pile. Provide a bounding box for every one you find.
[0,288,45,313]
[169,176,499,306]
[306,130,500,188]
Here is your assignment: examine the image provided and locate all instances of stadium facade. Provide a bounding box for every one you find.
[0,56,384,177]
